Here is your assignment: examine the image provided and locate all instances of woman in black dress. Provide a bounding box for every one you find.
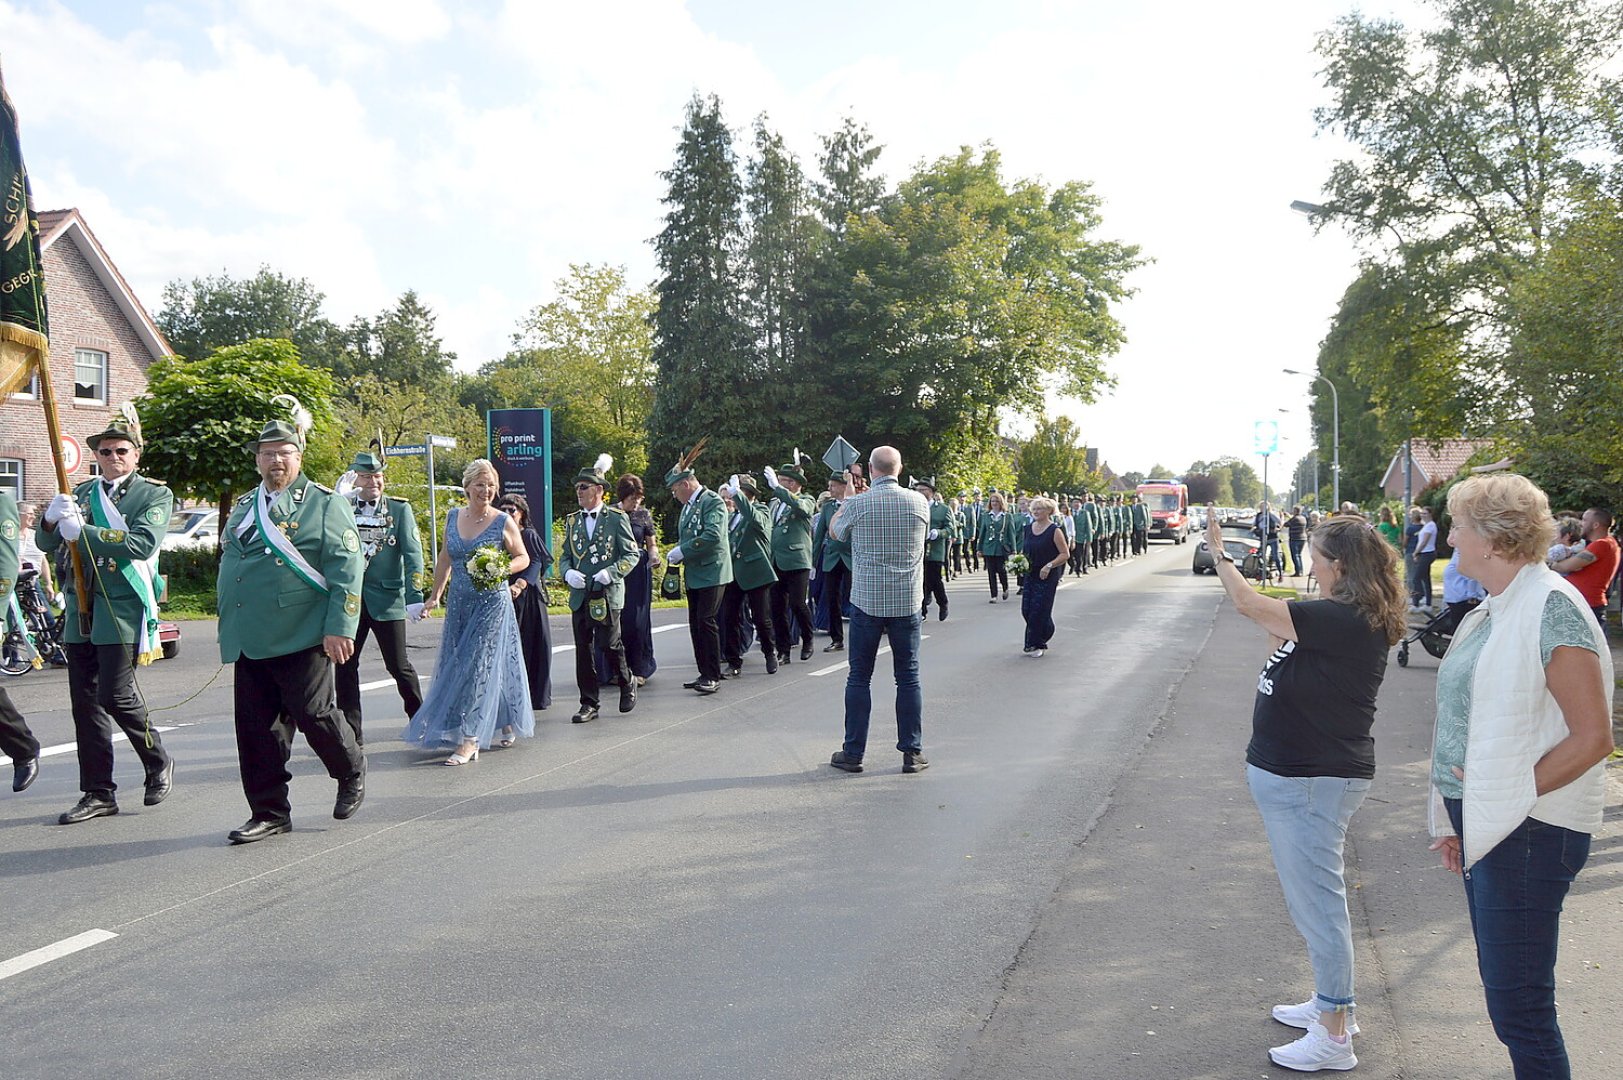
[494,494,552,720]
[1020,496,1072,657]
[596,473,659,686]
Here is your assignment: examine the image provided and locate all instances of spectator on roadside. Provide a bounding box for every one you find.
[16,502,55,599]
[1428,474,1614,1078]
[1546,517,1585,566]
[1410,508,1439,612]
[1284,505,1308,577]
[1439,548,1486,634]
[825,445,929,775]
[1376,505,1402,551]
[1551,508,1619,626]
[1253,501,1282,576]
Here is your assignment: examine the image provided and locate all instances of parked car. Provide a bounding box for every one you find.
[1192,523,1263,574]
[163,508,219,551]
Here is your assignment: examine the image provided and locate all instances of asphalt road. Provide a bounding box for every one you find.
[1,543,1218,1079]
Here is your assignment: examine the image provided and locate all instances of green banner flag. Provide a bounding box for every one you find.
[0,60,50,397]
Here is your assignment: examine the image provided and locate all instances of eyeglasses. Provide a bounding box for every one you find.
[96,447,131,457]
[256,448,300,459]
[574,483,598,491]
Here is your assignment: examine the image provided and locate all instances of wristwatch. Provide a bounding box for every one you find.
[1215,549,1236,564]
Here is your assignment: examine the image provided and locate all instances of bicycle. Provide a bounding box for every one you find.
[2,568,68,676]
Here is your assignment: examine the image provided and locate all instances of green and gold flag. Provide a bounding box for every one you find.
[0,61,49,399]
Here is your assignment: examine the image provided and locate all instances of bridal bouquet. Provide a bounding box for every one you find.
[1007,553,1031,575]
[466,544,512,591]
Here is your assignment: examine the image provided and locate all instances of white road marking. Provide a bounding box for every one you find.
[551,622,684,654]
[1,725,187,767]
[810,635,930,677]
[0,929,118,982]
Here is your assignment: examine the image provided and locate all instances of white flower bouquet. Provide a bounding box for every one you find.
[1007,553,1031,575]
[466,544,512,591]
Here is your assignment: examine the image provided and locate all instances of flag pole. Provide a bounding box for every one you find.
[36,357,94,635]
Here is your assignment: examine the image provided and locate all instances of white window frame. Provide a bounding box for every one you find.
[6,371,39,400]
[74,348,109,405]
[0,458,22,502]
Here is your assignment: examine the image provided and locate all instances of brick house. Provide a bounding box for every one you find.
[0,208,170,505]
[1379,438,1492,499]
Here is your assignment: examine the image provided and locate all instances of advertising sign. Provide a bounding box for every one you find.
[487,408,553,540]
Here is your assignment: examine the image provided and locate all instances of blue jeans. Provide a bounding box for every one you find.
[1021,569,1059,650]
[1288,538,1305,576]
[1247,765,1371,1013]
[1445,799,1588,1080]
[842,609,922,759]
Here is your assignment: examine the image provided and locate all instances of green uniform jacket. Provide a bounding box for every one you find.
[1084,502,1102,541]
[37,472,174,646]
[1132,503,1151,530]
[217,473,363,662]
[960,504,981,546]
[353,494,425,621]
[558,505,638,611]
[729,499,777,591]
[766,484,815,572]
[925,502,954,563]
[679,487,733,589]
[978,511,1018,556]
[1073,505,1094,543]
[0,492,19,607]
[813,498,851,572]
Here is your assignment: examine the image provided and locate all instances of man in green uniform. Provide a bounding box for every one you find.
[334,451,424,745]
[218,415,366,843]
[667,459,732,693]
[39,410,174,824]
[812,471,851,651]
[962,492,982,572]
[558,457,638,722]
[763,460,816,664]
[720,473,777,677]
[1131,494,1151,555]
[1,491,41,793]
[915,477,953,621]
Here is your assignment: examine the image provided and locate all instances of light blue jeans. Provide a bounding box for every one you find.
[1247,764,1372,1013]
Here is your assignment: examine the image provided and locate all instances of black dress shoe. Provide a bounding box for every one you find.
[12,756,39,793]
[229,818,291,844]
[765,654,778,673]
[572,704,599,723]
[693,678,720,695]
[800,643,814,661]
[829,750,863,773]
[779,652,791,666]
[724,663,743,679]
[682,679,701,690]
[143,759,175,806]
[938,604,948,622]
[619,680,637,714]
[59,793,118,824]
[333,760,365,820]
[903,751,930,773]
[823,641,844,653]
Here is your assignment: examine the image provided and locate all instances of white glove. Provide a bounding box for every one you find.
[728,474,740,497]
[593,568,614,586]
[44,492,74,524]
[57,503,84,542]
[564,569,587,589]
[763,465,778,489]
[927,529,940,541]
[667,546,684,566]
[406,602,427,622]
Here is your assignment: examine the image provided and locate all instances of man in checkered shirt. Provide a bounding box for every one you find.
[826,445,930,774]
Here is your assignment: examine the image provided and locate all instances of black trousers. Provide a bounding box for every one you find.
[722,582,775,665]
[985,554,1009,597]
[334,609,423,745]
[0,686,39,762]
[234,647,362,823]
[821,561,850,646]
[67,640,168,796]
[1071,541,1087,573]
[687,584,723,681]
[573,603,629,708]
[922,560,948,613]
[950,541,965,574]
[1131,528,1147,554]
[770,568,813,656]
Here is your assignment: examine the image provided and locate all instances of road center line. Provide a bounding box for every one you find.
[1,725,188,767]
[809,634,930,677]
[0,929,118,982]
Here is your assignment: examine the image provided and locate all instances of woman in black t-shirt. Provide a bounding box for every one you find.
[1204,511,1406,1072]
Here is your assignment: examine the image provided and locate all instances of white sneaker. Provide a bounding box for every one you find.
[1273,998,1360,1036]
[1269,1021,1357,1072]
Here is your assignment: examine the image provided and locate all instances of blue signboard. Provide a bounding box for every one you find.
[487,408,554,544]
[1253,420,1280,456]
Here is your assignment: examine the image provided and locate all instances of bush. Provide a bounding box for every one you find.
[161,546,221,594]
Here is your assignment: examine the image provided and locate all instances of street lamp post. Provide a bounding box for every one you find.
[1283,368,1338,509]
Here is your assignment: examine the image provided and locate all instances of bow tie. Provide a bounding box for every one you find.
[586,510,598,519]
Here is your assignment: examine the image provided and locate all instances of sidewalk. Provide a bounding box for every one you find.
[955,603,1622,1079]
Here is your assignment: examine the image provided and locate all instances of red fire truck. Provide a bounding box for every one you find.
[1136,480,1191,544]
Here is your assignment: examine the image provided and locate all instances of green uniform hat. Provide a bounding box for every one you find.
[734,473,760,497]
[247,418,304,452]
[86,403,143,451]
[348,450,386,474]
[910,475,937,492]
[776,463,806,485]
[829,471,850,486]
[576,453,614,488]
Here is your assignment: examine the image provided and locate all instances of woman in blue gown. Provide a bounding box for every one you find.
[407,459,534,764]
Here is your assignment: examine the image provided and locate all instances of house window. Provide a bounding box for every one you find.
[74,348,108,404]
[0,459,21,502]
[6,371,39,400]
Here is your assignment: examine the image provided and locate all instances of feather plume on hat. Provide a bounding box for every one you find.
[595,452,614,476]
[663,436,711,487]
[269,394,312,438]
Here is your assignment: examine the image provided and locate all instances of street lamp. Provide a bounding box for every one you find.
[1284,368,1339,510]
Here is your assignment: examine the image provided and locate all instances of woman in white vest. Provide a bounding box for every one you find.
[1428,473,1614,1079]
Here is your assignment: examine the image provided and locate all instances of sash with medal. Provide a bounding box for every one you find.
[6,590,42,669]
[90,484,164,664]
[243,484,329,595]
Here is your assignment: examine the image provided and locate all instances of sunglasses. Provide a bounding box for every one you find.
[574,483,598,491]
[96,447,132,457]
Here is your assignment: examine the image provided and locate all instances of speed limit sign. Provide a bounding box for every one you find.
[60,436,81,473]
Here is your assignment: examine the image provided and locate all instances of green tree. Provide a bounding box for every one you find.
[157,267,340,368]
[330,290,457,389]
[743,117,815,382]
[813,116,886,234]
[135,339,340,535]
[1016,416,1091,493]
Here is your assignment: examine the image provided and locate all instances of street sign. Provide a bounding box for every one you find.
[822,436,859,474]
[430,434,458,449]
[60,436,81,473]
[1252,421,1279,456]
[385,444,427,457]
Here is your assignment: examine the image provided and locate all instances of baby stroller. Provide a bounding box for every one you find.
[1396,598,1479,667]
[1,568,68,676]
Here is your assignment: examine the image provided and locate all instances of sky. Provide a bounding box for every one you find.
[1,0,1428,489]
